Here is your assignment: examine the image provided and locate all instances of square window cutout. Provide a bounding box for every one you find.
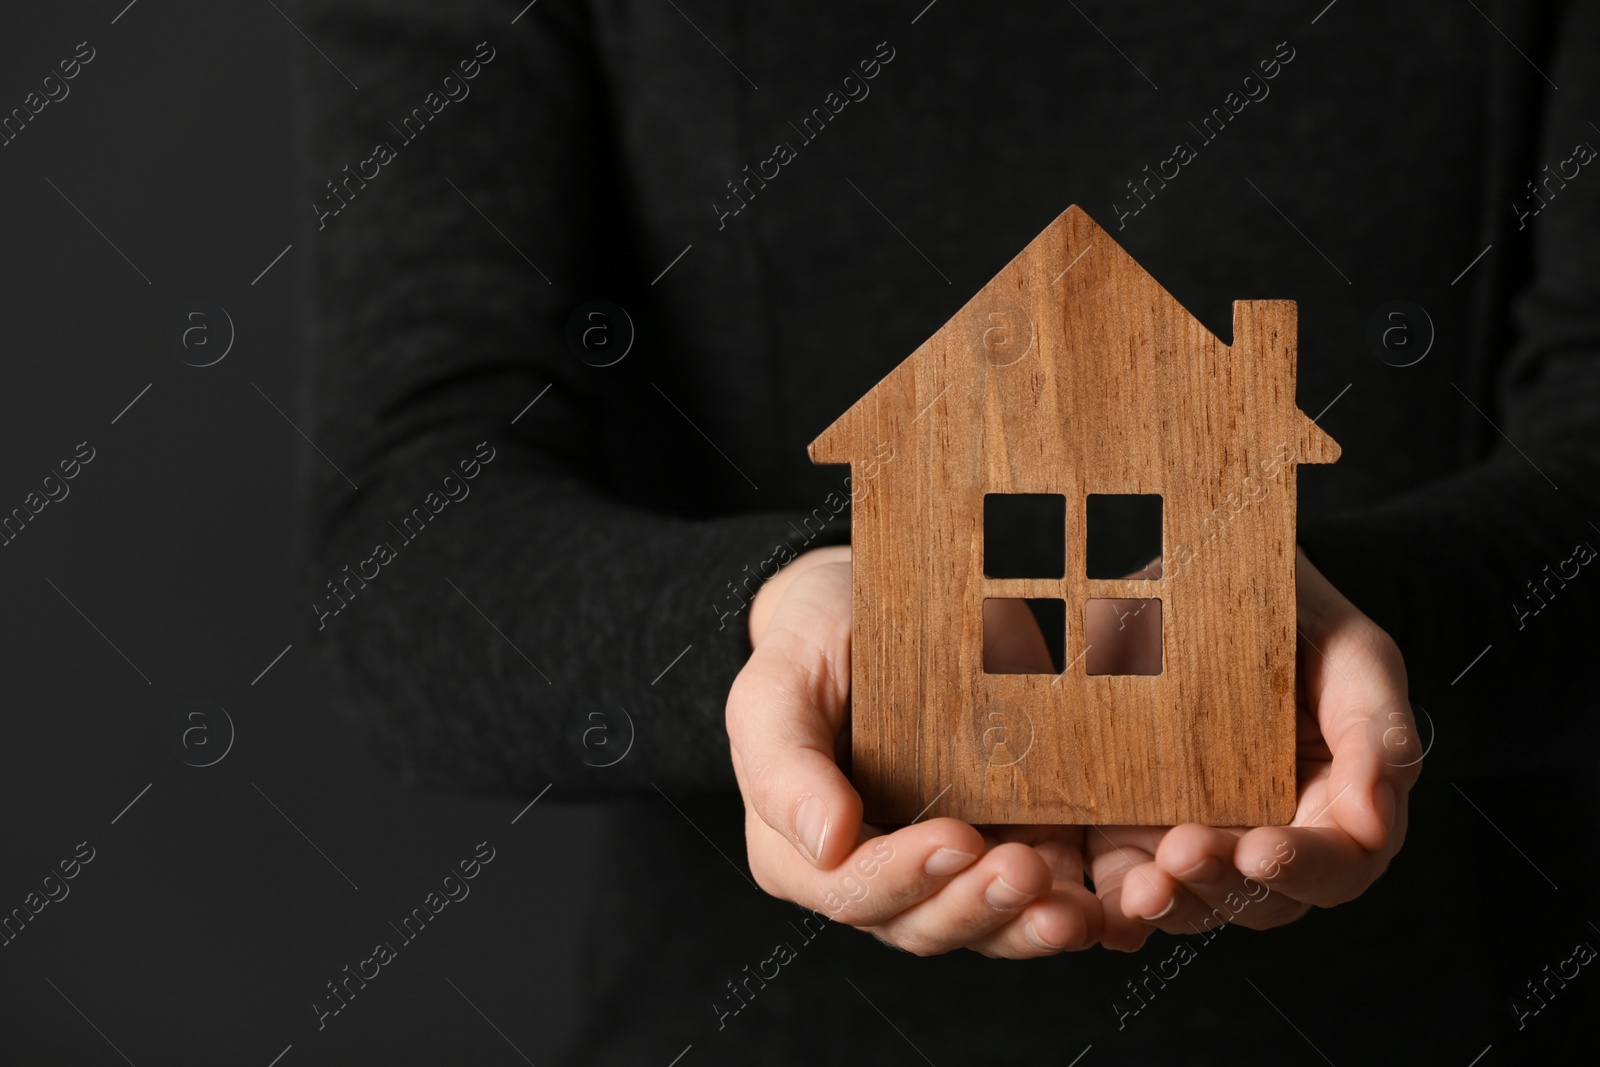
[983,598,1065,674]
[984,494,1065,578]
[1085,599,1162,675]
[1086,494,1163,579]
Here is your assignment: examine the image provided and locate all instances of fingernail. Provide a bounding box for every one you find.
[1374,779,1396,829]
[1025,920,1066,950]
[923,848,977,877]
[793,795,827,864]
[1138,898,1178,922]
[984,875,1033,911]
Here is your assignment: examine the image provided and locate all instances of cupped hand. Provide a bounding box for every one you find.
[725,547,1106,957]
[1086,547,1422,936]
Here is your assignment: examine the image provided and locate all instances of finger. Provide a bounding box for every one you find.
[1147,826,1308,932]
[1083,596,1163,675]
[866,842,1055,957]
[1110,861,1185,926]
[725,563,860,868]
[1093,827,1269,937]
[982,597,1054,673]
[747,815,984,926]
[1233,824,1380,908]
[1085,831,1160,952]
[1296,551,1419,854]
[1153,824,1245,885]
[967,885,1105,958]
[1032,836,1084,887]
[1320,686,1415,855]
[1093,884,1157,952]
[1173,877,1310,934]
[983,827,1116,952]
[985,825,1087,887]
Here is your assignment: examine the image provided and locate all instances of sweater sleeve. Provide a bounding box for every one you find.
[292,0,845,799]
[1298,3,1600,773]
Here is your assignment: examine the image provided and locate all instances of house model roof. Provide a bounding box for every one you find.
[811,205,1338,468]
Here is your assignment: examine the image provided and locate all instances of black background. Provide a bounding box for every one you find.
[2,2,1597,1065]
[0,4,598,1064]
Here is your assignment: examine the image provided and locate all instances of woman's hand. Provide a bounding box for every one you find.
[725,547,1106,957]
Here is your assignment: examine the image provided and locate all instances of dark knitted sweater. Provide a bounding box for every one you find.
[295,1,1600,1062]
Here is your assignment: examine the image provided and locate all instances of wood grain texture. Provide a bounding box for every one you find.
[809,205,1338,826]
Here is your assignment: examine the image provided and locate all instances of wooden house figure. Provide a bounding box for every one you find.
[808,205,1339,826]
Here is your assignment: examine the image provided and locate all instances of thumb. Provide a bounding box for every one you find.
[725,562,862,869]
[1296,548,1416,852]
